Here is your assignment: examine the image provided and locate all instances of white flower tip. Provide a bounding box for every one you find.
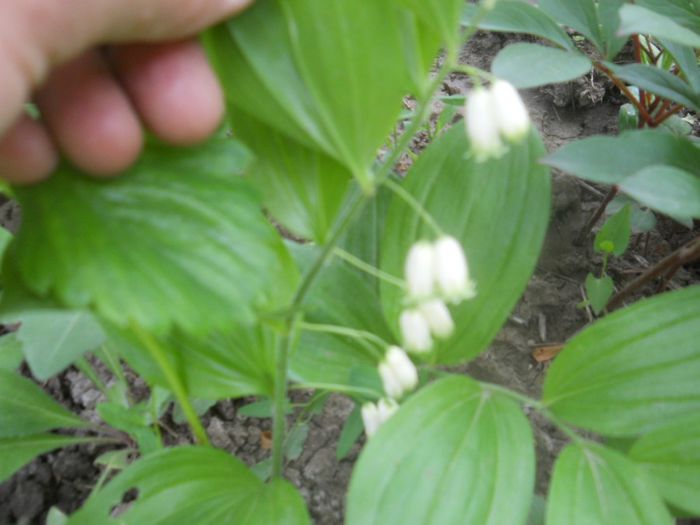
[405,241,435,300]
[419,299,455,339]
[434,236,473,303]
[491,80,530,143]
[362,399,399,438]
[399,309,433,353]
[466,88,505,161]
[384,346,418,393]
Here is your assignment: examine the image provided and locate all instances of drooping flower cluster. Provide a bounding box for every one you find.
[362,346,418,437]
[465,80,530,161]
[400,236,476,353]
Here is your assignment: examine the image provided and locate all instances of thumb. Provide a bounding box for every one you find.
[0,0,252,134]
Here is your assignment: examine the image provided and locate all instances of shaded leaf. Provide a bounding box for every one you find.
[0,333,22,371]
[346,376,535,525]
[619,165,700,220]
[543,286,700,436]
[381,126,550,364]
[492,43,592,89]
[546,442,673,525]
[629,414,700,516]
[462,0,574,51]
[9,137,297,335]
[67,447,310,525]
[595,205,632,256]
[618,5,700,48]
[0,434,96,483]
[660,39,700,94]
[337,404,363,460]
[636,0,700,35]
[584,274,614,315]
[538,0,602,53]
[0,369,87,437]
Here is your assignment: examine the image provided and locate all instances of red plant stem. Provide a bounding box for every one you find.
[594,61,654,126]
[608,236,700,310]
[652,104,684,126]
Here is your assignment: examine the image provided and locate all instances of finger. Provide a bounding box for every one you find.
[0,115,58,184]
[111,40,224,145]
[36,51,142,176]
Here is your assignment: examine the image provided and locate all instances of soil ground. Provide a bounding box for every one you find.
[1,31,699,525]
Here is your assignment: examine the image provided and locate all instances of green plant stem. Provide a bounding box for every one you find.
[271,322,296,479]
[290,382,380,399]
[333,247,405,289]
[452,64,496,84]
[384,178,445,236]
[298,321,387,359]
[130,324,210,446]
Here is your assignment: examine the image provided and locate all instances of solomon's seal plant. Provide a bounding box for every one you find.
[0,0,698,524]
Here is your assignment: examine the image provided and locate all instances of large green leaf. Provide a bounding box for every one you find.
[231,109,351,243]
[537,0,602,52]
[629,414,700,515]
[660,39,700,93]
[491,43,592,89]
[205,0,411,189]
[619,165,700,220]
[396,0,463,54]
[67,447,311,525]
[8,137,298,335]
[598,0,628,59]
[636,0,700,35]
[618,4,700,48]
[462,0,575,51]
[606,63,700,113]
[0,434,96,483]
[0,333,22,371]
[106,320,277,401]
[380,125,550,364]
[543,130,700,185]
[0,369,87,437]
[346,376,535,525]
[546,442,673,525]
[543,286,700,436]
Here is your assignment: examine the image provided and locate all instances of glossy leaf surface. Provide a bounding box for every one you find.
[546,443,673,525]
[8,137,297,335]
[347,376,535,525]
[381,126,550,364]
[68,447,310,525]
[543,286,700,436]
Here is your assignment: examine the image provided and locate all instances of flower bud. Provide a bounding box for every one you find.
[379,346,418,399]
[465,87,504,161]
[361,399,399,437]
[433,236,476,304]
[490,80,530,142]
[399,309,433,353]
[419,299,454,339]
[404,241,435,300]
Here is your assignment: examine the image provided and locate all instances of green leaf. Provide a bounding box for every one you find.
[618,5,700,48]
[619,165,700,220]
[381,126,551,364]
[598,0,628,59]
[105,320,277,401]
[584,273,614,315]
[205,0,411,189]
[461,1,574,51]
[0,369,87,437]
[543,130,700,185]
[285,423,309,461]
[546,442,673,525]
[0,333,22,371]
[9,137,297,335]
[527,495,547,525]
[46,507,69,525]
[636,0,700,35]
[67,447,311,525]
[606,62,700,113]
[595,205,632,256]
[0,227,11,258]
[346,376,535,525]
[396,0,463,54]
[660,39,700,94]
[629,414,700,515]
[492,43,592,89]
[543,286,700,436]
[337,404,363,460]
[231,110,351,243]
[538,0,603,53]
[0,434,96,483]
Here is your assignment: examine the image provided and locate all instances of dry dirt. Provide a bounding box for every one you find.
[1,31,699,525]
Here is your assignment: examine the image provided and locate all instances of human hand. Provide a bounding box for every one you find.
[0,0,252,183]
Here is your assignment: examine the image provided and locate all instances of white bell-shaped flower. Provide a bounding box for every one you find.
[491,80,530,142]
[399,308,433,353]
[433,236,476,303]
[419,299,455,339]
[379,346,418,399]
[404,241,435,301]
[465,87,504,161]
[361,398,399,437]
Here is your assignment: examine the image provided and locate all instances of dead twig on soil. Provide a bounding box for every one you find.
[576,186,619,245]
[608,235,700,310]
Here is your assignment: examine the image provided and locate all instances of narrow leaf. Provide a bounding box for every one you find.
[0,369,87,437]
[546,443,673,525]
[492,43,592,89]
[346,376,535,525]
[543,286,700,436]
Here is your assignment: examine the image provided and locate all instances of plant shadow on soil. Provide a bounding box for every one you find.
[1,32,699,525]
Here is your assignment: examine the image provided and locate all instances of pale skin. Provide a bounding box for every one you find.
[0,0,253,183]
